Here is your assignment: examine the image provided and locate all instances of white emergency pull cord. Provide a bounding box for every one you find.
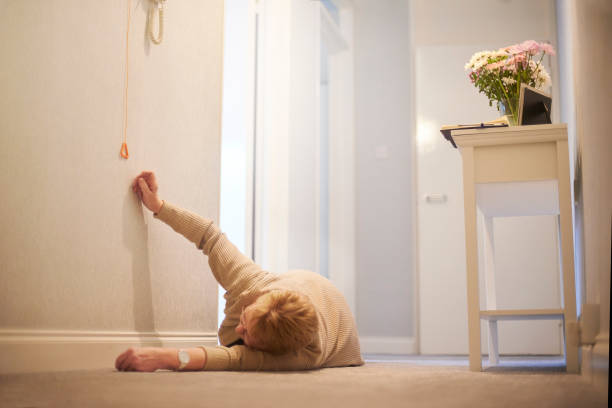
[148,0,166,45]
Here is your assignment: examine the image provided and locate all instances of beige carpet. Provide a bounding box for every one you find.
[0,360,606,408]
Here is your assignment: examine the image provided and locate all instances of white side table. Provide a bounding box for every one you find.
[452,124,578,372]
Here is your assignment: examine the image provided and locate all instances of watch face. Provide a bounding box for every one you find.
[178,350,190,365]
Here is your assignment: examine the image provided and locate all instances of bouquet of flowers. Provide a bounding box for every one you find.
[465,40,555,125]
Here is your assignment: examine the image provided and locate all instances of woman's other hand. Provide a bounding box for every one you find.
[132,171,164,213]
[115,347,175,372]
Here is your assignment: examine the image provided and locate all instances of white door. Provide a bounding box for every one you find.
[251,0,356,313]
[416,45,563,355]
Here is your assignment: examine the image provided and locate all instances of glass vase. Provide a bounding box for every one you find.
[498,99,519,126]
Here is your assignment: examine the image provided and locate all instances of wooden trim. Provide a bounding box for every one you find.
[0,330,218,374]
[480,309,564,320]
[0,329,218,343]
[461,146,482,371]
[556,138,579,373]
[473,142,558,183]
[314,0,323,278]
[244,0,258,262]
[453,124,568,147]
[360,336,417,355]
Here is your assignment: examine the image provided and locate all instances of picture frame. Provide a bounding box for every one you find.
[518,83,552,125]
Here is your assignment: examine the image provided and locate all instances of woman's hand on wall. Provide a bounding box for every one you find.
[132,171,164,214]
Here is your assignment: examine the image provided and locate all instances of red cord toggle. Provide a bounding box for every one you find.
[120,142,129,159]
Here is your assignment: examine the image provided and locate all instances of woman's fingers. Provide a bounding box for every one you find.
[115,352,124,370]
[131,171,158,194]
[138,171,154,185]
[120,353,131,371]
[117,348,137,371]
[143,172,158,193]
[132,171,151,188]
[115,350,129,371]
[132,180,143,201]
[131,172,161,213]
[131,175,144,193]
[138,178,152,195]
[136,170,153,178]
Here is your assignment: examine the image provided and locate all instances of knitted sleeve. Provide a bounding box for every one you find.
[198,344,321,371]
[154,201,272,294]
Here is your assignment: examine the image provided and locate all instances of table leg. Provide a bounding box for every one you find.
[557,140,579,373]
[461,147,482,371]
[488,320,499,365]
[482,215,499,366]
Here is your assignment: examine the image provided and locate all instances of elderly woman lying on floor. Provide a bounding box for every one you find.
[115,171,364,372]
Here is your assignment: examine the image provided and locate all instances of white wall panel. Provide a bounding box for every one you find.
[353,0,415,339]
[0,0,224,372]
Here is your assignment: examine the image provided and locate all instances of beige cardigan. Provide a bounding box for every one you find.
[155,201,364,371]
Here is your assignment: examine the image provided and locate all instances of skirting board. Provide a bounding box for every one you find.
[0,329,219,374]
[360,336,417,355]
[581,332,609,398]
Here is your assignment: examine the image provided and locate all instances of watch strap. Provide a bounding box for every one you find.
[177,349,190,370]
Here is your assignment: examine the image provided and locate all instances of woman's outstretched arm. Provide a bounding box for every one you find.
[132,171,275,295]
[115,347,206,372]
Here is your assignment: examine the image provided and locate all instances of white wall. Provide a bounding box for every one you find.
[0,0,224,373]
[251,0,314,275]
[571,0,612,338]
[570,0,611,388]
[326,3,357,316]
[555,0,583,317]
[254,0,292,274]
[353,0,416,350]
[219,0,254,328]
[288,1,319,272]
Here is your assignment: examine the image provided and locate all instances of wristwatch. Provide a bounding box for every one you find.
[177,349,190,371]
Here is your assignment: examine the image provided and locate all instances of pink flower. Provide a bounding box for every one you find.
[503,44,519,54]
[507,54,527,69]
[521,40,541,55]
[539,42,556,55]
[485,60,505,70]
[506,40,556,56]
[504,40,539,55]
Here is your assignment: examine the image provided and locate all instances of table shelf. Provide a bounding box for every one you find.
[480,309,564,321]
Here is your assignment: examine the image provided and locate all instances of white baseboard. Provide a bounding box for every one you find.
[580,332,608,394]
[0,329,218,374]
[360,336,417,355]
[580,345,593,379]
[591,333,609,396]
